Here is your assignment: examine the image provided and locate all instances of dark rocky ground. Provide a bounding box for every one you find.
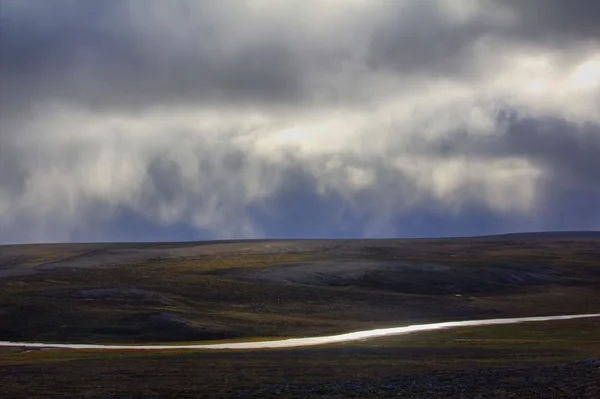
[240,358,600,399]
[1,351,599,398]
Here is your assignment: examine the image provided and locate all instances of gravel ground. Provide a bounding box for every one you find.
[239,358,600,398]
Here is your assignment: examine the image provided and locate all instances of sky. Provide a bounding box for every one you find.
[0,0,599,244]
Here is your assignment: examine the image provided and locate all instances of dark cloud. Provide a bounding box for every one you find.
[497,0,600,43]
[2,0,598,115]
[501,116,600,185]
[422,112,600,230]
[367,0,600,77]
[366,1,489,76]
[454,112,600,189]
[0,0,307,113]
[500,115,600,230]
[0,0,599,244]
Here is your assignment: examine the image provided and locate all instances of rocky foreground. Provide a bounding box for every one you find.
[239,359,600,399]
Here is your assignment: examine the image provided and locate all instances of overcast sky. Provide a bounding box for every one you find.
[1,0,599,244]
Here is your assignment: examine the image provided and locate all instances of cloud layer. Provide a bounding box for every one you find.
[1,0,599,244]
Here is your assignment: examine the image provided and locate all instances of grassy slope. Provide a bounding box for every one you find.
[0,234,599,343]
[1,234,600,397]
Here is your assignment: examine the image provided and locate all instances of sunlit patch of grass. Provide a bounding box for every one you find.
[0,348,140,365]
[5,245,92,268]
[359,238,600,269]
[134,252,318,274]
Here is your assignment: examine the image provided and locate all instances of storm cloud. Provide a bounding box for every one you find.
[0,0,599,244]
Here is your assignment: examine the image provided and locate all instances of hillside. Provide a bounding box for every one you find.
[1,234,599,343]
